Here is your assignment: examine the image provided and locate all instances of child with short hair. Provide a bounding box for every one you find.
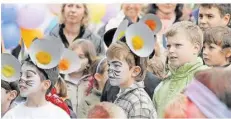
[107,40,157,118]
[153,21,208,117]
[198,4,231,30]
[202,26,231,67]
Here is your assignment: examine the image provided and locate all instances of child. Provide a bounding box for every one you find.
[64,39,97,114]
[153,21,208,117]
[198,4,231,30]
[106,39,157,118]
[1,80,19,117]
[202,26,231,67]
[1,53,20,117]
[78,57,108,118]
[2,39,70,119]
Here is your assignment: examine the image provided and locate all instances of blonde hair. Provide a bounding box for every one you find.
[60,4,89,27]
[106,40,147,81]
[147,56,166,79]
[165,21,204,51]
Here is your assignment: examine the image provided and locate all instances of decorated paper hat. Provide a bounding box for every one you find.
[59,48,80,74]
[28,38,64,69]
[1,53,22,82]
[139,14,162,34]
[112,20,129,44]
[125,22,155,57]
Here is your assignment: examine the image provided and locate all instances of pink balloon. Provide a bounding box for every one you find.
[17,4,47,29]
[47,4,61,15]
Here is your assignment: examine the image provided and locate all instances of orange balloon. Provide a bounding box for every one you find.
[21,28,43,48]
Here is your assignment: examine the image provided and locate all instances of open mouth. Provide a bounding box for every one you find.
[19,85,27,90]
[169,56,178,60]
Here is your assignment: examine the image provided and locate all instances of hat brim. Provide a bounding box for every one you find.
[139,14,162,34]
[29,39,64,69]
[1,53,22,82]
[59,48,80,74]
[126,23,155,57]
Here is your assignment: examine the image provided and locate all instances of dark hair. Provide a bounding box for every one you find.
[1,80,20,103]
[194,68,231,108]
[147,4,184,23]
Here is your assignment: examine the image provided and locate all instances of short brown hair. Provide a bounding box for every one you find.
[203,26,231,49]
[165,21,204,51]
[106,40,147,81]
[200,4,231,17]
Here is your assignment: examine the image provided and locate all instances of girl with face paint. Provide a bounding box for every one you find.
[63,39,97,114]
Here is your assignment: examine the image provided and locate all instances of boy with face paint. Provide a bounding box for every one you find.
[202,26,231,67]
[1,80,19,117]
[106,40,157,118]
[2,40,70,119]
[198,4,231,30]
[3,59,70,119]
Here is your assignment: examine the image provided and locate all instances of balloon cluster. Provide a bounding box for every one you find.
[1,4,60,50]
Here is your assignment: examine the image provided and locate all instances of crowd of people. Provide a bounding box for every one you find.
[1,3,231,119]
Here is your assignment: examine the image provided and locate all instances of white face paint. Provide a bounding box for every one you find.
[108,59,130,86]
[19,63,42,97]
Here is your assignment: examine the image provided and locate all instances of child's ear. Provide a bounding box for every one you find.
[223,14,231,26]
[193,43,200,55]
[94,73,102,82]
[224,48,231,58]
[8,90,17,101]
[43,80,51,91]
[131,66,141,77]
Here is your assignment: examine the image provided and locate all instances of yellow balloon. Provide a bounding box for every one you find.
[21,28,44,48]
[88,4,106,23]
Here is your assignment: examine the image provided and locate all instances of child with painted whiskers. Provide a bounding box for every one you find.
[2,40,70,119]
[153,21,208,117]
[202,26,231,67]
[107,39,157,118]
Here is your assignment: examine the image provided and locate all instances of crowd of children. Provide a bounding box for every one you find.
[1,3,231,119]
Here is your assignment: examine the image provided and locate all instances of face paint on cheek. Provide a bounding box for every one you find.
[19,79,41,97]
[108,61,127,86]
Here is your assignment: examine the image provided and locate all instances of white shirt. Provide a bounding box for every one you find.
[2,102,70,119]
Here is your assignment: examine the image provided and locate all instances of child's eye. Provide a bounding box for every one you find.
[207,15,214,19]
[68,4,73,7]
[175,44,182,47]
[199,14,203,19]
[209,46,214,50]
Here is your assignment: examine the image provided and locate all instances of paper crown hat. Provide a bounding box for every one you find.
[1,53,22,82]
[139,13,162,34]
[28,38,64,69]
[125,22,156,57]
[58,48,80,74]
